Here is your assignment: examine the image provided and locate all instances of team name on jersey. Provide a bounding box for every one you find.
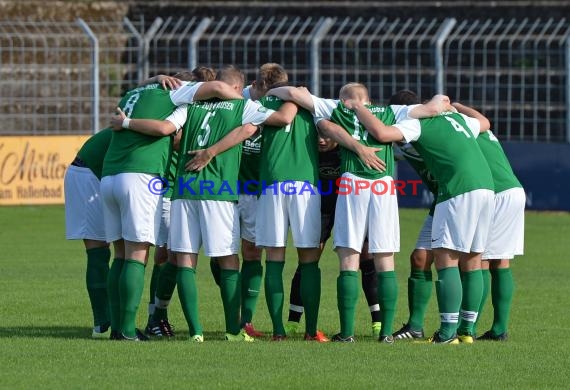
[341,106,385,114]
[128,83,162,95]
[196,101,236,111]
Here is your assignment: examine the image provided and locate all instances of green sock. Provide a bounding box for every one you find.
[473,268,491,335]
[177,266,202,336]
[153,262,178,321]
[210,258,221,286]
[407,269,433,331]
[264,261,285,336]
[85,246,111,328]
[337,270,359,338]
[220,269,241,335]
[148,263,163,316]
[119,260,146,338]
[490,267,514,336]
[377,271,398,337]
[457,269,483,336]
[300,261,321,336]
[107,258,124,332]
[435,267,462,340]
[240,260,263,325]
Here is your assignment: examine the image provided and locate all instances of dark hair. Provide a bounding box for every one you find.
[389,89,420,105]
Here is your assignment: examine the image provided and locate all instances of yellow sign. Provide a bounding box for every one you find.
[0,135,89,205]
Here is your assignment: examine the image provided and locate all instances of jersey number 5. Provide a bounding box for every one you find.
[197,111,216,146]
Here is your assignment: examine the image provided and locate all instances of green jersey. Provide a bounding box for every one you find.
[396,112,494,203]
[102,83,196,177]
[476,131,522,193]
[77,128,113,180]
[259,96,319,186]
[330,102,397,179]
[163,147,178,199]
[173,99,274,201]
[397,143,438,216]
[239,132,262,194]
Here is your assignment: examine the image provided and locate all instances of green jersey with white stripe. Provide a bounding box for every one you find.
[330,102,396,179]
[396,112,494,203]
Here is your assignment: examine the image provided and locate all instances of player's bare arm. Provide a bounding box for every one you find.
[138,74,184,90]
[185,123,258,172]
[407,94,453,118]
[452,102,491,132]
[109,107,179,136]
[343,100,405,143]
[266,86,315,114]
[263,101,298,127]
[317,118,386,172]
[194,81,243,101]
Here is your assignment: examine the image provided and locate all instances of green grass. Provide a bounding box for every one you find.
[1,206,570,388]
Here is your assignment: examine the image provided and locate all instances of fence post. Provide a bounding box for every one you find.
[433,18,456,94]
[76,18,99,134]
[189,18,212,71]
[310,17,334,96]
[123,17,144,82]
[143,18,163,81]
[566,34,570,143]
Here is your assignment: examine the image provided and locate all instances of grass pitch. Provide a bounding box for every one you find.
[1,206,569,388]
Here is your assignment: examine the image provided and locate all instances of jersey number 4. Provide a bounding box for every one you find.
[444,116,471,138]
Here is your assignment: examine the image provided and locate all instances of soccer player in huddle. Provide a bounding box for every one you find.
[344,97,493,343]
[168,65,296,342]
[472,128,525,341]
[267,84,448,342]
[103,72,243,340]
[64,129,113,339]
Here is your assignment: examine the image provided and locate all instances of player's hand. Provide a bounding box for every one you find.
[342,99,362,111]
[185,149,214,172]
[356,145,385,172]
[430,94,453,112]
[110,107,126,130]
[157,75,183,90]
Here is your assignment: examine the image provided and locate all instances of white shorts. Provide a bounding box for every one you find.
[64,165,106,241]
[101,173,162,245]
[483,187,525,260]
[415,214,433,250]
[333,173,400,253]
[169,199,240,257]
[255,181,321,248]
[432,189,494,253]
[238,194,257,243]
[156,197,172,247]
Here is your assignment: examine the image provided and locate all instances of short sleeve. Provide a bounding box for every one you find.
[164,105,188,130]
[312,96,338,122]
[242,100,276,125]
[394,118,422,143]
[169,81,203,105]
[459,113,481,138]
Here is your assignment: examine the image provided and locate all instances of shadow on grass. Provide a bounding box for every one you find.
[0,326,91,339]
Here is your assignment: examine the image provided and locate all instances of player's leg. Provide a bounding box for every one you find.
[240,239,264,336]
[394,214,434,340]
[65,165,111,338]
[332,175,369,341]
[175,252,202,339]
[457,251,484,342]
[84,240,111,337]
[256,191,288,339]
[486,259,514,339]
[289,184,323,341]
[473,259,491,336]
[359,241,381,337]
[431,248,462,343]
[238,194,264,336]
[368,176,399,343]
[285,265,303,335]
[150,249,177,336]
[168,199,204,340]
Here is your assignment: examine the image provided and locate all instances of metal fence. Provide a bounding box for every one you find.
[1,17,569,142]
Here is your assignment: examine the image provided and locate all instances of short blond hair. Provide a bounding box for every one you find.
[339,83,369,102]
